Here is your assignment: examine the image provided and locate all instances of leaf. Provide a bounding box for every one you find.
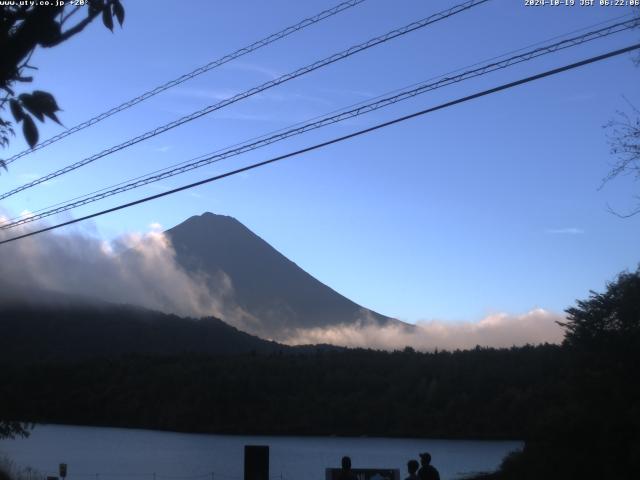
[102,6,114,31]
[18,91,62,125]
[37,19,62,47]
[43,110,63,126]
[31,91,63,125]
[9,99,24,122]
[22,115,38,148]
[88,0,101,16]
[113,0,125,26]
[0,159,7,172]
[32,90,61,112]
[19,94,45,122]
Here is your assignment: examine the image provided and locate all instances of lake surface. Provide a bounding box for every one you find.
[0,425,521,480]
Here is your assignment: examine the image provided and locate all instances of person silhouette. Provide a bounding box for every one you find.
[417,452,440,480]
[338,456,358,480]
[405,459,420,480]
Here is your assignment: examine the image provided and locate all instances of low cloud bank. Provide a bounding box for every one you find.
[284,309,566,351]
[0,212,566,350]
[0,214,232,319]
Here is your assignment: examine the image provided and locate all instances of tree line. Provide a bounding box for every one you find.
[0,267,638,479]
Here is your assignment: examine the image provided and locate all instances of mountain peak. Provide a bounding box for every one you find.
[187,211,239,224]
[201,211,231,220]
[174,212,248,236]
[166,213,401,339]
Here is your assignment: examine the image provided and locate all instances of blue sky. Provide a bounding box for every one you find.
[1,0,639,323]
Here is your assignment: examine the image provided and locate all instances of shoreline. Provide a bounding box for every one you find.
[5,422,525,444]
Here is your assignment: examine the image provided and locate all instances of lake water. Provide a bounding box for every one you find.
[0,425,521,480]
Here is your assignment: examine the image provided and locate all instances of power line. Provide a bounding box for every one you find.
[2,12,634,228]
[2,0,367,166]
[0,0,490,201]
[5,10,634,225]
[1,42,638,247]
[2,17,637,230]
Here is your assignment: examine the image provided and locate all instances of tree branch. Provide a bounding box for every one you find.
[59,5,82,27]
[52,8,104,46]
[606,202,640,218]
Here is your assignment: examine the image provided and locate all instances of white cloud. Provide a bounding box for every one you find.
[16,173,58,187]
[17,173,40,181]
[561,92,596,103]
[0,209,567,351]
[254,90,333,106]
[283,309,565,351]
[171,87,240,101]
[225,62,282,80]
[545,227,584,235]
[0,212,258,330]
[0,225,217,318]
[215,111,279,122]
[319,87,375,98]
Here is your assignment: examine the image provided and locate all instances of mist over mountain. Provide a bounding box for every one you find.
[166,212,403,339]
[0,210,562,351]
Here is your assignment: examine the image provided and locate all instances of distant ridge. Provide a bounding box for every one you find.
[166,212,404,339]
[0,299,290,363]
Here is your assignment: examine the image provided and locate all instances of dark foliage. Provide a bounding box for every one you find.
[0,419,30,439]
[560,266,640,347]
[1,343,566,439]
[0,302,292,362]
[0,0,124,159]
[0,269,637,479]
[470,267,640,480]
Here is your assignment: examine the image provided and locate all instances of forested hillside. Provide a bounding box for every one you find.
[1,345,564,438]
[1,268,638,479]
[0,301,289,362]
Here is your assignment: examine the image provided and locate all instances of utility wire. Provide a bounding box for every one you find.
[0,0,490,201]
[2,0,367,166]
[2,42,638,246]
[11,11,630,234]
[2,17,637,231]
[2,12,634,227]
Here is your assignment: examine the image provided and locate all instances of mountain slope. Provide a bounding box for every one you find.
[0,297,290,363]
[166,212,400,338]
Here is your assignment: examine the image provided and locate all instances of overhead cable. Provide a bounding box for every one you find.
[0,0,490,200]
[2,42,638,246]
[2,17,637,230]
[2,0,368,165]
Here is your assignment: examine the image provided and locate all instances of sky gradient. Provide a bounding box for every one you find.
[1,0,639,323]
